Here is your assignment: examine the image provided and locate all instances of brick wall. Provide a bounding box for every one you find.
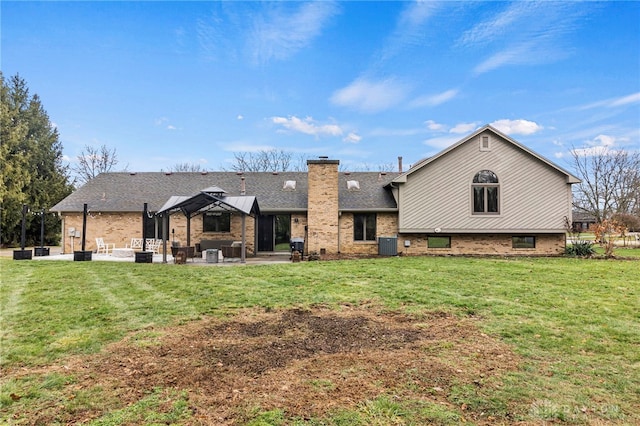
[61,212,142,253]
[61,211,256,255]
[397,233,566,256]
[307,159,340,254]
[339,212,398,255]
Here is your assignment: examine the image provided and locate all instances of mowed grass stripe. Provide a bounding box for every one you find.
[0,267,31,358]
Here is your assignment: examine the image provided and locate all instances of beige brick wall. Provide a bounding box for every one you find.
[397,233,566,256]
[339,212,398,255]
[61,212,144,253]
[307,159,340,254]
[290,213,308,241]
[61,211,256,255]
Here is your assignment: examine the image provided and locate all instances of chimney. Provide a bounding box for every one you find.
[240,176,246,195]
[307,157,340,255]
[398,156,403,173]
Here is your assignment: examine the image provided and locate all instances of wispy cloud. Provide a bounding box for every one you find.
[423,134,462,150]
[197,2,340,65]
[379,1,440,62]
[409,89,459,108]
[154,117,178,131]
[577,92,640,110]
[248,2,340,65]
[458,2,537,47]
[343,132,362,144]
[490,119,543,136]
[271,116,343,138]
[461,2,589,75]
[425,120,445,131]
[330,77,409,113]
[450,122,480,134]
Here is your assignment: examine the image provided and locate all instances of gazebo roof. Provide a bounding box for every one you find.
[157,189,260,217]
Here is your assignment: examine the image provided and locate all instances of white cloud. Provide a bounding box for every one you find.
[330,78,409,113]
[271,116,343,137]
[450,122,479,134]
[425,120,445,131]
[222,142,275,153]
[571,134,621,157]
[410,89,459,108]
[237,114,244,120]
[343,132,362,144]
[155,117,178,130]
[423,135,462,149]
[490,119,542,135]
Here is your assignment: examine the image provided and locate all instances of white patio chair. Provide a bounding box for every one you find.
[145,238,161,254]
[126,238,143,250]
[95,237,115,254]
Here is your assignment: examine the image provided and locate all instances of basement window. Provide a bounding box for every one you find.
[428,236,451,249]
[512,236,535,249]
[283,180,296,190]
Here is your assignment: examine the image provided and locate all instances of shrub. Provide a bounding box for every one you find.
[565,241,595,257]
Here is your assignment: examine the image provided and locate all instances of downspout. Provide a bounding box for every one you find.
[337,210,341,254]
[241,214,246,263]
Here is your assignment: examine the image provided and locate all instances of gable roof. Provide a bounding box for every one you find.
[392,125,580,184]
[157,190,260,217]
[51,171,399,213]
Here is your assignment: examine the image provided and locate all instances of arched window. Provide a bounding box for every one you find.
[472,170,499,214]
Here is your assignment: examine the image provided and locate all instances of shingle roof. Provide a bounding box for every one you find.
[50,171,399,213]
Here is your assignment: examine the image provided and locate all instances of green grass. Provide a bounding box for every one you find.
[1,255,639,424]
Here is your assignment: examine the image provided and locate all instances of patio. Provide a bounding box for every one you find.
[2,246,291,265]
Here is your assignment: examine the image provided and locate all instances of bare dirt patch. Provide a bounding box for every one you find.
[12,306,521,424]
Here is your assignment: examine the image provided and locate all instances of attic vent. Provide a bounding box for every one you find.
[480,135,490,151]
[283,180,296,190]
[346,180,360,190]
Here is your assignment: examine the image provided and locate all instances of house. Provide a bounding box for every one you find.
[50,125,580,257]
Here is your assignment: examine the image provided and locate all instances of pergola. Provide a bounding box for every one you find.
[156,186,260,263]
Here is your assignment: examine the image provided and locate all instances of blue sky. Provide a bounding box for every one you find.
[3,1,639,173]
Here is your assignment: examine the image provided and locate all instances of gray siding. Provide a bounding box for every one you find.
[398,131,572,233]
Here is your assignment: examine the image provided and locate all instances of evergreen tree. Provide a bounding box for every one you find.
[1,73,73,246]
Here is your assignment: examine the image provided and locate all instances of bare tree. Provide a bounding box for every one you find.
[166,162,206,172]
[224,149,293,172]
[72,144,120,185]
[571,146,640,223]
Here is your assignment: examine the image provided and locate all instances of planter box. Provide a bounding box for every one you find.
[34,247,50,257]
[73,250,93,261]
[135,251,153,263]
[13,249,32,260]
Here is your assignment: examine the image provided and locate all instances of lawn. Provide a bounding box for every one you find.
[1,255,638,425]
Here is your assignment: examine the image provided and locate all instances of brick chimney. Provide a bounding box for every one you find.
[307,157,339,255]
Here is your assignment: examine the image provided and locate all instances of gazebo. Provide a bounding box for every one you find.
[156,186,260,263]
